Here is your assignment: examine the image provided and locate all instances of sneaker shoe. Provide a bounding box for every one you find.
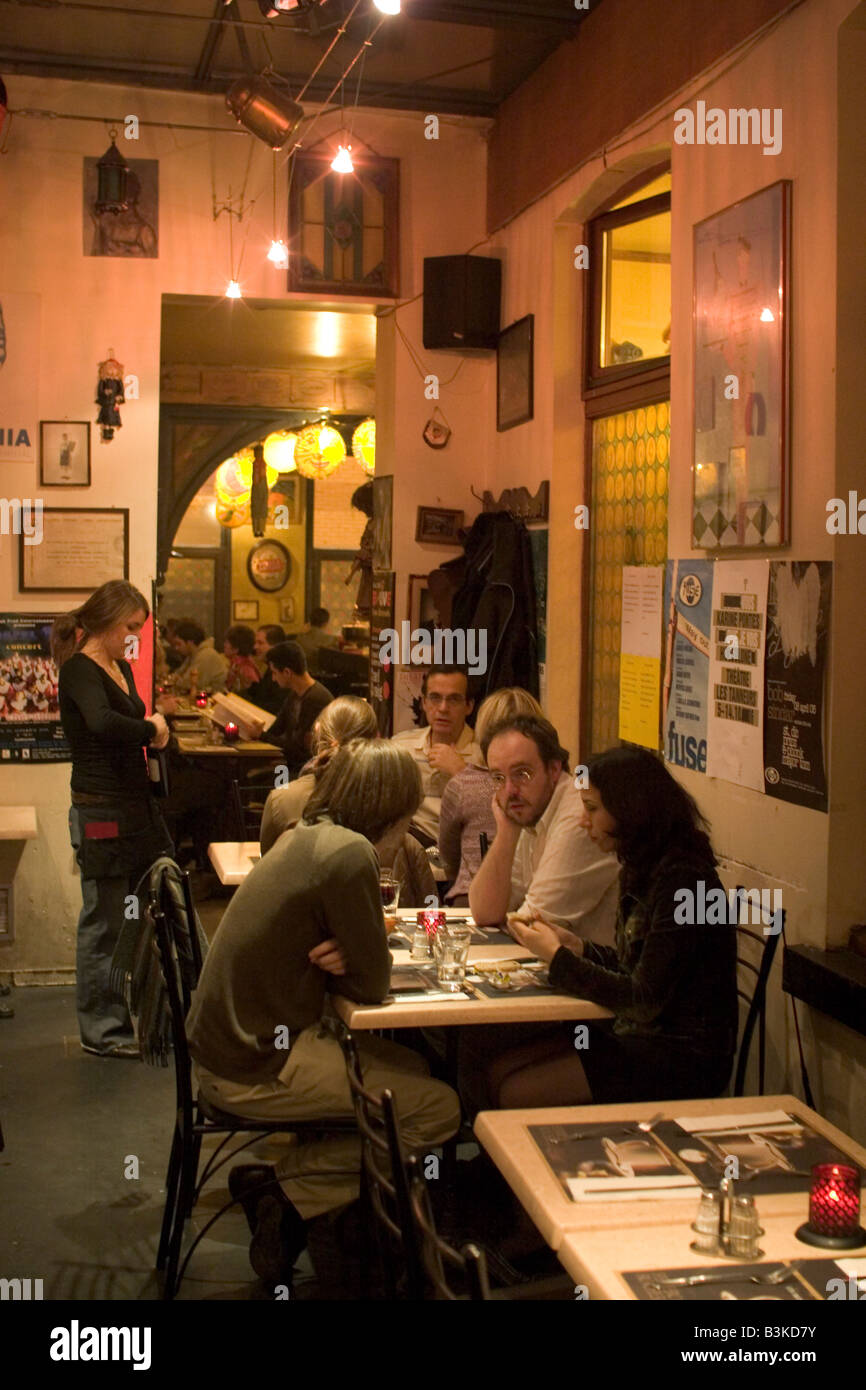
[81,1042,140,1059]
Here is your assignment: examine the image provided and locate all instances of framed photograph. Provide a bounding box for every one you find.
[39,421,91,487]
[83,155,159,258]
[288,151,400,298]
[19,508,128,592]
[408,574,437,631]
[497,314,534,432]
[692,181,791,548]
[247,539,291,593]
[232,599,259,622]
[279,597,296,625]
[415,506,464,546]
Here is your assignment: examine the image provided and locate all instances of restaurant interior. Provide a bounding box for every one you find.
[0,0,865,1331]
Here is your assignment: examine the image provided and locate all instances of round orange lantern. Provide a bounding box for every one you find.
[215,497,251,528]
[263,430,298,474]
[294,422,345,480]
[351,418,375,475]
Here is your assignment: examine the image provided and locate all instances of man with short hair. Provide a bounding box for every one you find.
[469,713,618,944]
[248,625,286,715]
[169,620,228,694]
[253,641,334,776]
[391,666,480,846]
[293,607,339,676]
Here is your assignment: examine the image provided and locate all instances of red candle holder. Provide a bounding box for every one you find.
[418,908,445,946]
[796,1162,865,1249]
[195,691,208,709]
[223,721,240,743]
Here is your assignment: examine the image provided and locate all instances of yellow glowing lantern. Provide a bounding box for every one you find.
[351,418,376,475]
[263,429,298,474]
[294,423,346,479]
[215,497,251,528]
[215,446,279,507]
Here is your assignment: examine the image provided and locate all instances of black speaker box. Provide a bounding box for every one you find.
[423,255,501,350]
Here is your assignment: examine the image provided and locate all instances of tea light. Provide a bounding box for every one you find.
[223,721,240,743]
[195,691,209,709]
[796,1162,865,1249]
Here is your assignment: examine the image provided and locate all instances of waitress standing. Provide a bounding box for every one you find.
[53,580,173,1058]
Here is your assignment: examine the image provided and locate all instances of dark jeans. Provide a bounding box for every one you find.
[69,801,172,1052]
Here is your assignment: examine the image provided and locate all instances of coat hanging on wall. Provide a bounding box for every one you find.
[96,349,124,441]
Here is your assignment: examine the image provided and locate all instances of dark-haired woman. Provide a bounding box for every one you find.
[496,746,738,1107]
[54,581,173,1058]
[223,624,260,694]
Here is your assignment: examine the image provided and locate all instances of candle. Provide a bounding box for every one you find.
[195,691,208,709]
[797,1162,864,1249]
[223,721,240,743]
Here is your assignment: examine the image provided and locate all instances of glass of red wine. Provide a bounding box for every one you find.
[379,871,400,927]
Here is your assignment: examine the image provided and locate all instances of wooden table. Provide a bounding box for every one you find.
[475,1095,866,1257]
[208,840,262,885]
[176,735,283,760]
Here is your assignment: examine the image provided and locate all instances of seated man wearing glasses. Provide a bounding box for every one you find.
[390,666,480,848]
[469,714,619,944]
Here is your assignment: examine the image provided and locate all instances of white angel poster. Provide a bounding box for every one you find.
[763,562,831,811]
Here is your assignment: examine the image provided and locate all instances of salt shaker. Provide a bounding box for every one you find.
[726,1194,764,1259]
[691,1189,723,1253]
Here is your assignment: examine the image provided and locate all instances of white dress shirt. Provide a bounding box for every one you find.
[391,723,481,842]
[510,774,619,945]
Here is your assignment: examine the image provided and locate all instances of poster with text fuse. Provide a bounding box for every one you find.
[706,561,768,792]
[662,559,713,775]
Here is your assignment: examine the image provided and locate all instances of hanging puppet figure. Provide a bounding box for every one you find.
[96,349,125,441]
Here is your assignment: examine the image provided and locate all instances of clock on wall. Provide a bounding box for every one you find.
[247,539,291,593]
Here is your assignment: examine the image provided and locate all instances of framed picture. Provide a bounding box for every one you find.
[232,599,259,622]
[497,314,534,432]
[39,421,91,487]
[288,151,400,298]
[279,597,296,625]
[408,574,437,631]
[692,181,791,548]
[247,539,291,593]
[83,155,159,258]
[415,507,464,546]
[19,508,128,592]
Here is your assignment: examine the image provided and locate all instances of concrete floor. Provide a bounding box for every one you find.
[0,885,322,1302]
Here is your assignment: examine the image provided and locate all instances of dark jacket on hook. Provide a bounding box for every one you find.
[440,511,539,700]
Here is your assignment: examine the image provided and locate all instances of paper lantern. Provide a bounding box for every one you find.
[352,418,376,475]
[215,497,251,528]
[263,430,298,474]
[215,446,278,506]
[294,423,345,480]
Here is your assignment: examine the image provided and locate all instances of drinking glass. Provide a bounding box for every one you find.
[434,925,472,992]
[379,872,401,931]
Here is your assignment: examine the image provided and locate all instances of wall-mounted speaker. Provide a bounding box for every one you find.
[423,255,501,350]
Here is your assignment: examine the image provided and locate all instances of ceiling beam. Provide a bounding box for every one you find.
[0,49,502,115]
[401,0,582,35]
[194,0,231,84]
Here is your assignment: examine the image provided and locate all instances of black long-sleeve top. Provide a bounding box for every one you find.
[58,652,156,798]
[548,848,738,1058]
[265,681,334,773]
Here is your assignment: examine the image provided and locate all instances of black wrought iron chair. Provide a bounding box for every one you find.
[334,1020,424,1300]
[138,860,356,1298]
[230,776,270,841]
[732,884,784,1096]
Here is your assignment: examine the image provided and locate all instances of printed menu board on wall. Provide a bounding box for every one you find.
[369,570,395,737]
[705,560,768,793]
[763,561,831,812]
[0,614,70,762]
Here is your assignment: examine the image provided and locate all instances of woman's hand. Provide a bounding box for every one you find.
[149,713,171,749]
[508,916,578,964]
[308,938,347,976]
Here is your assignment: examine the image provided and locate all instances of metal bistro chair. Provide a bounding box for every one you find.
[406,1155,491,1301]
[145,862,356,1298]
[230,776,270,842]
[333,1020,425,1301]
[732,884,784,1097]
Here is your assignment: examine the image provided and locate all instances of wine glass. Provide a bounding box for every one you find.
[379,872,401,932]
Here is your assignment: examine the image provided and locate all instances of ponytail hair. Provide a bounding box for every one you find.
[51,579,150,668]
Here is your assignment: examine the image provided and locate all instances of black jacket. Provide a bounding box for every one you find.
[444,512,539,699]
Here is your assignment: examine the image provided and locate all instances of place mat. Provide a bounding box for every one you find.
[528,1113,857,1202]
[470,966,554,999]
[621,1259,847,1301]
[387,965,473,1004]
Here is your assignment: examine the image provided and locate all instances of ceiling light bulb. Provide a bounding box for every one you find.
[331,144,354,174]
[226,279,242,299]
[373,0,401,13]
[267,239,289,269]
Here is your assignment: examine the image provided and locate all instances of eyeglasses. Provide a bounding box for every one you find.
[424,693,466,708]
[490,768,537,789]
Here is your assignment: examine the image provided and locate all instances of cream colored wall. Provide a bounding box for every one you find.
[0,80,490,976]
[482,0,866,1133]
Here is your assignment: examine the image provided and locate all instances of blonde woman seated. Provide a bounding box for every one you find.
[438,687,543,906]
[260,695,437,909]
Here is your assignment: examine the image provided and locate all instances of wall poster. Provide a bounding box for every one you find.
[763,561,831,812]
[0,291,41,462]
[662,559,713,774]
[705,560,768,792]
[0,614,70,762]
[618,565,663,749]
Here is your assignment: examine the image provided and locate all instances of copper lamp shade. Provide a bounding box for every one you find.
[226,76,304,150]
